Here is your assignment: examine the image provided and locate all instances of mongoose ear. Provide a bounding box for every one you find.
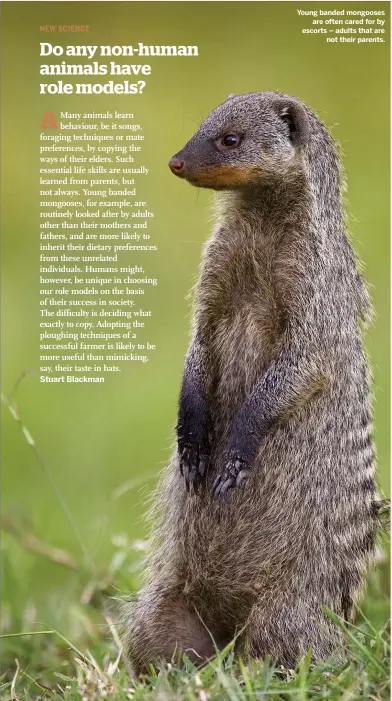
[226,93,236,101]
[279,102,309,148]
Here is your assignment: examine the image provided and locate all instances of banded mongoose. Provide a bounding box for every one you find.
[125,91,380,673]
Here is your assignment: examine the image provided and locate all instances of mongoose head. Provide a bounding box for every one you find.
[169,91,310,190]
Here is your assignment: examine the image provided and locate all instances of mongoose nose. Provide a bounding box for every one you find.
[169,158,185,176]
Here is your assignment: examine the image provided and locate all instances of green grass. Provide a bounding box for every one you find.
[0,588,390,701]
[1,392,390,701]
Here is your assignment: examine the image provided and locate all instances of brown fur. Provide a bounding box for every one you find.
[187,164,258,188]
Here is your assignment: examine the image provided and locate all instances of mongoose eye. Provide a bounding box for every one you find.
[215,133,241,151]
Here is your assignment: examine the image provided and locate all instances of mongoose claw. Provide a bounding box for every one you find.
[212,456,250,499]
[176,396,212,491]
[177,431,210,492]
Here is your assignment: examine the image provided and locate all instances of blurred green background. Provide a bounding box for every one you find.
[1,1,390,647]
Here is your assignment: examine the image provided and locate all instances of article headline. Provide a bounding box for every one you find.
[39,43,199,95]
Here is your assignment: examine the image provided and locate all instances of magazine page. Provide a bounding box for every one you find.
[1,1,390,698]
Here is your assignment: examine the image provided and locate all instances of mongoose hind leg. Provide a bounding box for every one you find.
[125,587,217,675]
[240,597,344,669]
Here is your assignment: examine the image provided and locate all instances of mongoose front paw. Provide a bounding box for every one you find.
[177,414,211,491]
[212,454,250,500]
